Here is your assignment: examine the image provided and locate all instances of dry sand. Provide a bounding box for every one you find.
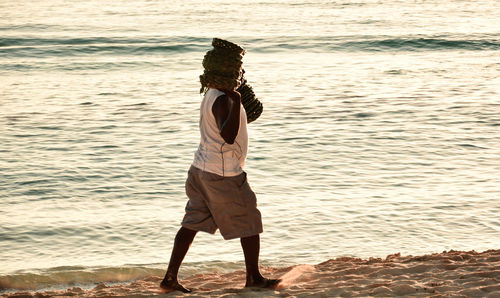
[2,249,499,297]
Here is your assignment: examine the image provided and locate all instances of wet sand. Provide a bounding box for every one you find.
[3,249,499,297]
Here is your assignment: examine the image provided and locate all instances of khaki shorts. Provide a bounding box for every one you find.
[181,165,263,240]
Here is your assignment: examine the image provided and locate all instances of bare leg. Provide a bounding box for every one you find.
[240,234,281,288]
[160,227,198,293]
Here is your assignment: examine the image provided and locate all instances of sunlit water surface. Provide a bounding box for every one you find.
[1,0,499,291]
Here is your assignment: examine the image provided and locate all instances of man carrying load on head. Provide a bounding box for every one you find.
[160,38,280,293]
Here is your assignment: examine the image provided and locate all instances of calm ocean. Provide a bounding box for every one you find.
[1,0,499,292]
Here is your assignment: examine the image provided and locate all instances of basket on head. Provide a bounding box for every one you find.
[200,38,245,92]
[212,38,246,55]
[237,80,263,124]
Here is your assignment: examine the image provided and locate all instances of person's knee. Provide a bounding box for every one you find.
[177,227,197,241]
[241,234,259,241]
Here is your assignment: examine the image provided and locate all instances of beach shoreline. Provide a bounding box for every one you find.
[2,249,498,297]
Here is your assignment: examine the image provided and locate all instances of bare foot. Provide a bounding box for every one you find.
[245,277,281,289]
[160,277,192,293]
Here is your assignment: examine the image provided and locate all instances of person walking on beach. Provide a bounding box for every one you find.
[160,38,280,293]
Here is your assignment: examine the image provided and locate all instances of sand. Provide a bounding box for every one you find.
[2,249,499,297]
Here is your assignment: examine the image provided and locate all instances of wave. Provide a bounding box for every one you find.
[250,34,500,52]
[0,260,241,292]
[340,36,500,52]
[0,36,209,47]
[1,34,498,58]
[0,36,210,58]
[0,265,165,291]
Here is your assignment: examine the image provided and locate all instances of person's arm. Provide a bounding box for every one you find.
[212,89,241,144]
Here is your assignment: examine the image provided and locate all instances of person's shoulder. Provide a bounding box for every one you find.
[207,89,229,109]
[207,88,225,98]
[211,90,230,119]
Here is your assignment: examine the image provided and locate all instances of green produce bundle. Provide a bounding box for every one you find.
[200,38,263,123]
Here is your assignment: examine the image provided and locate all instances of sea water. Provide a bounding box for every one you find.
[1,0,499,291]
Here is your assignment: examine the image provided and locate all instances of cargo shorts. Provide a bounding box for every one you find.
[181,165,263,240]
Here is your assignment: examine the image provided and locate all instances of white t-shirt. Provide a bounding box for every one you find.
[191,88,248,177]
